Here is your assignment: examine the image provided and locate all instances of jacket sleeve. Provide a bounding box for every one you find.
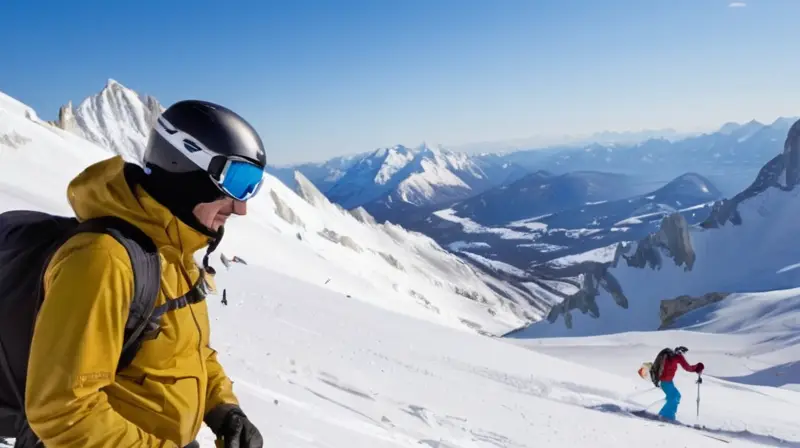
[204,345,240,414]
[676,354,701,373]
[25,238,179,448]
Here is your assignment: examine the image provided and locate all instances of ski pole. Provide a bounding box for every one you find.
[695,374,702,419]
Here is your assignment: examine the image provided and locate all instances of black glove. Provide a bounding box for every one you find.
[205,404,263,448]
[696,362,705,374]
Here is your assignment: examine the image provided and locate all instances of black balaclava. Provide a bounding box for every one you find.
[124,162,225,273]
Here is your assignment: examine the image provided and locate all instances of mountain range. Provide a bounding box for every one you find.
[449,126,699,153]
[280,116,796,217]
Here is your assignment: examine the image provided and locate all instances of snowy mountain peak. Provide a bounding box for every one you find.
[50,80,165,163]
[324,144,529,223]
[771,116,799,129]
[652,172,721,199]
[373,145,417,185]
[717,121,743,135]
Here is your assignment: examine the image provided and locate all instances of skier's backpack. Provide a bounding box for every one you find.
[0,210,161,441]
[649,348,675,387]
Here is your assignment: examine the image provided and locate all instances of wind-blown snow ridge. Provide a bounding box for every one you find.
[518,118,800,337]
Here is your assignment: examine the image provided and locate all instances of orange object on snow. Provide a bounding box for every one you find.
[638,362,652,380]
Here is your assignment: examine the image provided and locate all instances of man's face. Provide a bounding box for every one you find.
[193,196,247,231]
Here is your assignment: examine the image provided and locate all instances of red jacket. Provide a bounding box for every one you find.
[660,354,702,381]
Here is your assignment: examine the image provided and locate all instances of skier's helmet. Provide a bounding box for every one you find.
[144,99,267,202]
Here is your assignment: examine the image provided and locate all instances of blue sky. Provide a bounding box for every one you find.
[1,0,799,165]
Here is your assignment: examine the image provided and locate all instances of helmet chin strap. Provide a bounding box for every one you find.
[202,225,224,275]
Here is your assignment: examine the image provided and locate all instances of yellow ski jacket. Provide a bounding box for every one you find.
[25,156,238,447]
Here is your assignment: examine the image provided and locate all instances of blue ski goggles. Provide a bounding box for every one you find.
[209,157,265,201]
[153,116,266,201]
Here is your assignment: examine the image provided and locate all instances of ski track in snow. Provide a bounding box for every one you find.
[203,267,799,447]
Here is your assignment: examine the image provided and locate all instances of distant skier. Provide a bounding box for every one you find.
[222,288,228,306]
[649,346,704,421]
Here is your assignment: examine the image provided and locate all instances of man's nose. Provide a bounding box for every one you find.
[233,200,247,215]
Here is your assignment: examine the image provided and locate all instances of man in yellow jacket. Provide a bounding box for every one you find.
[24,100,267,447]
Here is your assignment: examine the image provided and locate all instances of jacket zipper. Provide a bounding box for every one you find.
[188,296,207,439]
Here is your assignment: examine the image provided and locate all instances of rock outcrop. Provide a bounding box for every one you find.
[544,213,693,329]
[349,206,377,225]
[658,292,729,329]
[620,213,694,272]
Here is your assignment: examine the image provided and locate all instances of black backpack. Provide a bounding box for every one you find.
[649,348,675,387]
[649,346,689,387]
[0,210,162,441]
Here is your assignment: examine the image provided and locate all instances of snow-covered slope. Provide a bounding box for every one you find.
[516,119,800,338]
[238,170,553,335]
[510,287,800,441]
[48,79,164,163]
[0,85,553,337]
[193,265,800,447]
[516,287,800,389]
[0,90,112,214]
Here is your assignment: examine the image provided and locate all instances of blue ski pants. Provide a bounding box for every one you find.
[658,380,681,420]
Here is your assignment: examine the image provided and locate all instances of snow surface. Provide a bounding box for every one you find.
[3,86,800,447]
[541,243,620,268]
[433,208,539,241]
[512,287,800,442]
[189,265,800,447]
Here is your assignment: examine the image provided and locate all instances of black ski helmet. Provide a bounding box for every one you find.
[145,99,267,173]
[133,99,267,239]
[143,99,267,199]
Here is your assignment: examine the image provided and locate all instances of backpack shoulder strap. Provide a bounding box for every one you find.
[74,216,161,371]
